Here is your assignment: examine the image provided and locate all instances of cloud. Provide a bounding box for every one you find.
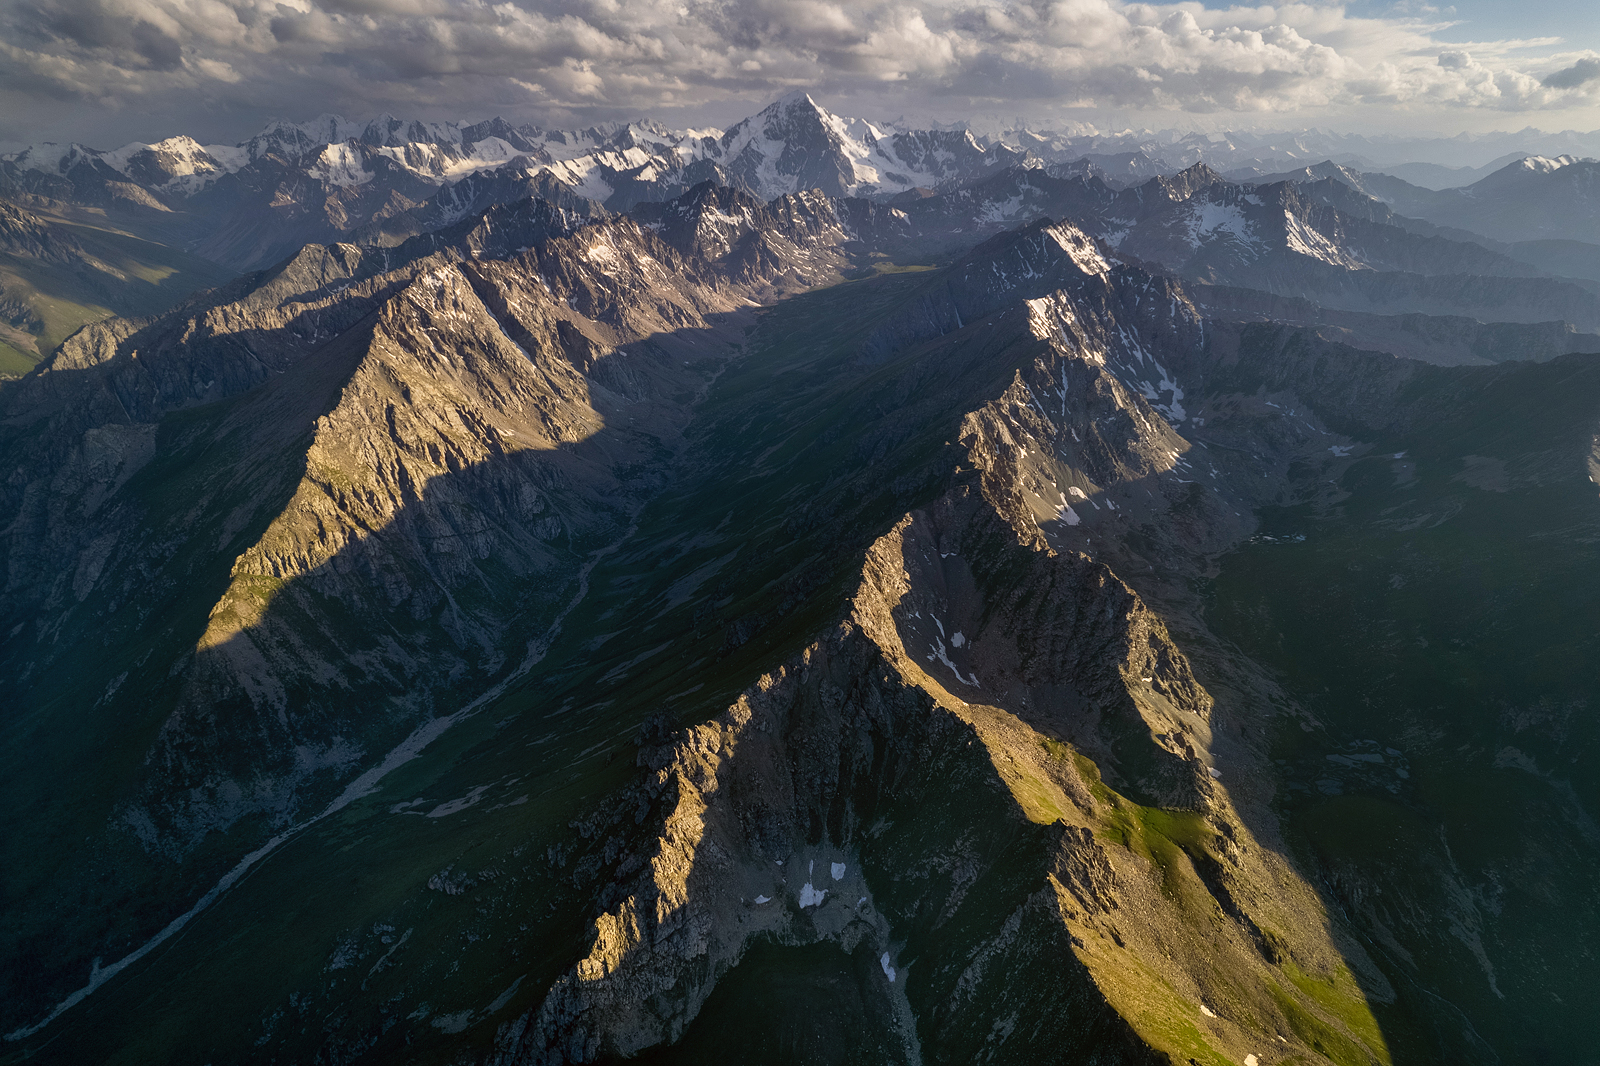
[1544,56,1600,90]
[0,0,1597,145]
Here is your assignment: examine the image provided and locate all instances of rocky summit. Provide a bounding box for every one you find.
[1,94,1599,1066]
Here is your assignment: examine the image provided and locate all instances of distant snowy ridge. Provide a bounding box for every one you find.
[0,92,1029,204]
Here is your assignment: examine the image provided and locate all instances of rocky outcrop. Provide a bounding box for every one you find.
[499,485,1388,1065]
[493,261,1392,1065]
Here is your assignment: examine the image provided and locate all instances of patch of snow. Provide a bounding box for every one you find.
[1207,766,1222,780]
[753,894,772,904]
[950,631,965,648]
[427,785,491,818]
[1200,1004,1217,1018]
[831,862,846,881]
[326,939,360,972]
[1187,200,1259,255]
[978,193,1028,223]
[307,142,374,186]
[485,975,525,1015]
[1044,223,1110,276]
[797,882,827,908]
[880,952,897,982]
[1285,210,1363,268]
[928,638,981,687]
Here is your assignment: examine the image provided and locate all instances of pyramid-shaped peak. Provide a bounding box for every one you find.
[1175,161,1224,182]
[767,89,823,112]
[751,90,859,145]
[1143,161,1226,202]
[1306,160,1354,178]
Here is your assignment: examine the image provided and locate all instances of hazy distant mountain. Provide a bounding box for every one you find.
[892,160,1600,331]
[1417,155,1600,245]
[1235,155,1600,285]
[1268,155,1600,246]
[1364,152,1532,190]
[1003,123,1600,180]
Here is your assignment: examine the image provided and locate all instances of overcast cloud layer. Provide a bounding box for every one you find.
[2,0,1599,147]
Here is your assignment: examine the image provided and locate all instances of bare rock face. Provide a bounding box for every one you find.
[491,254,1390,1065]
[499,493,1385,1064]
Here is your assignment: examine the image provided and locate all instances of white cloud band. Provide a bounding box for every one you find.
[2,0,1597,141]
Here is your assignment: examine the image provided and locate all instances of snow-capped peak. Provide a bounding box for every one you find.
[306,142,375,187]
[2,142,98,175]
[1517,154,1580,174]
[698,91,1024,201]
[2,136,247,191]
[765,89,825,115]
[361,114,465,148]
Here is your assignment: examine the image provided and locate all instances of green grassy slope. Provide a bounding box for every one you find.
[0,206,232,376]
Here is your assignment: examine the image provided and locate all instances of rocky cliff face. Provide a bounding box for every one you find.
[488,262,1393,1065]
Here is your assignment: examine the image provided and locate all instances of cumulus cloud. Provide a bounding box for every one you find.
[0,0,1597,144]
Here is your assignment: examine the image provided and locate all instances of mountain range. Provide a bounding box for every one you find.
[1,91,1599,1065]
[3,93,1598,387]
